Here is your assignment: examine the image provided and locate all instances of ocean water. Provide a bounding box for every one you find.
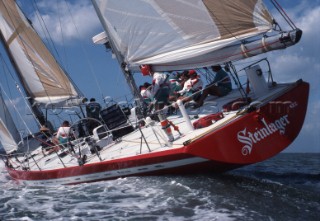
[0,153,319,221]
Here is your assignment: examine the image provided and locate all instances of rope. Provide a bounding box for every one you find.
[62,0,105,100]
[271,0,297,29]
[0,84,34,136]
[31,0,62,65]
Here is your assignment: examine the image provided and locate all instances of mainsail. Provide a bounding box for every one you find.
[0,0,83,108]
[0,90,20,154]
[92,0,302,72]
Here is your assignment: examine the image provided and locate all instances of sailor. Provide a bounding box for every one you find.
[86,98,102,120]
[86,98,102,134]
[194,65,232,107]
[39,126,56,153]
[177,70,190,91]
[140,82,152,104]
[168,73,182,102]
[55,120,71,145]
[150,71,170,110]
[139,65,170,111]
[177,70,203,103]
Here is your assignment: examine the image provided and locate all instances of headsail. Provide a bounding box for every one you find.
[0,0,83,108]
[92,0,301,72]
[0,90,20,154]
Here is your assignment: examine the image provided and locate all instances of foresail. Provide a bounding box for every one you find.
[92,0,277,71]
[0,91,20,154]
[0,0,82,107]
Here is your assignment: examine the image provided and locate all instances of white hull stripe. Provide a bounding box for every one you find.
[21,157,209,185]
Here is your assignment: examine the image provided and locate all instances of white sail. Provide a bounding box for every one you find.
[0,0,82,107]
[0,91,20,154]
[92,0,301,72]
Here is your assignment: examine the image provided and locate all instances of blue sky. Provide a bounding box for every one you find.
[1,0,319,152]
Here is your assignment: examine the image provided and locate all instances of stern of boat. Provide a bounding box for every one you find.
[185,80,309,165]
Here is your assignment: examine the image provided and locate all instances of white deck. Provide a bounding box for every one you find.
[10,83,292,173]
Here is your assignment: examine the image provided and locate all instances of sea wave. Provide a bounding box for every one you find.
[0,153,319,221]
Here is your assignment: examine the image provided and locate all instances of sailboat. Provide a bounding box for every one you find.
[0,0,309,185]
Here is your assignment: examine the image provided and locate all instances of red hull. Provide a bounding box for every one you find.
[6,81,309,185]
[188,81,309,164]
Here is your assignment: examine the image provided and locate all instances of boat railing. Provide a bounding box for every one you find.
[0,119,156,171]
[0,84,252,172]
[0,150,42,171]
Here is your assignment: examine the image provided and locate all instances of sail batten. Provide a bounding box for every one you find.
[0,0,82,107]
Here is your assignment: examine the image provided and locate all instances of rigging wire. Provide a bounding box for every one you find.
[56,1,69,72]
[30,0,82,98]
[31,0,63,65]
[0,62,35,137]
[226,62,246,99]
[28,1,91,121]
[0,84,34,136]
[62,0,105,101]
[2,1,56,108]
[0,53,14,103]
[269,0,297,30]
[0,52,40,132]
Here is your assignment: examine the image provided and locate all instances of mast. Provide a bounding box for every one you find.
[91,0,144,106]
